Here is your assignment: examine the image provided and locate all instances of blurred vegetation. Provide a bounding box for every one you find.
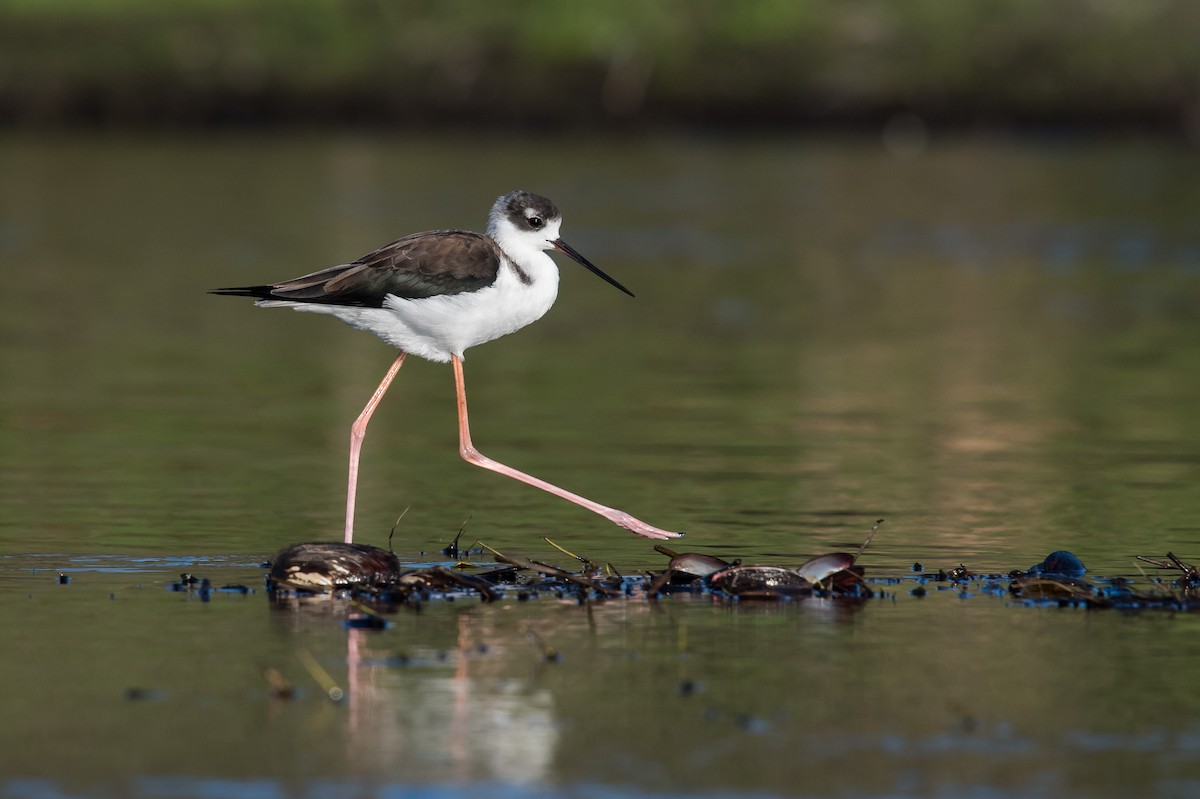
[2,0,1200,131]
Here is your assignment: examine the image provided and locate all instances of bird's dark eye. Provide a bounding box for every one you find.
[527,216,543,229]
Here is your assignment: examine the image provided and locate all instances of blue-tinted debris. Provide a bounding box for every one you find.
[168,573,208,592]
[1009,575,1093,603]
[1029,550,1087,578]
[736,714,772,735]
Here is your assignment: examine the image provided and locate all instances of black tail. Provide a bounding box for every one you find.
[209,285,276,300]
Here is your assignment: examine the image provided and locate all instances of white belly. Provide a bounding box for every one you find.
[265,262,560,363]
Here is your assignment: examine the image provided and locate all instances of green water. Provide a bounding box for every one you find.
[1,133,1199,798]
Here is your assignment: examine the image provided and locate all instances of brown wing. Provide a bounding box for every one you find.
[212,231,502,307]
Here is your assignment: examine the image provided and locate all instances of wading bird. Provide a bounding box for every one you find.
[213,190,681,544]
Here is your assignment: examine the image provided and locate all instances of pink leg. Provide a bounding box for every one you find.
[451,355,682,541]
[345,352,408,543]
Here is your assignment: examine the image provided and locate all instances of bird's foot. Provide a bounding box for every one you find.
[613,512,684,541]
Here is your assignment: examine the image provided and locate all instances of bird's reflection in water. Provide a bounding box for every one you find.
[342,613,557,783]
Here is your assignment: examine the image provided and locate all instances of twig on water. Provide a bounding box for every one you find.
[297,649,344,702]
[387,506,411,553]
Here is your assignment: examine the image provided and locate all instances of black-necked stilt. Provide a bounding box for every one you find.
[213,190,682,544]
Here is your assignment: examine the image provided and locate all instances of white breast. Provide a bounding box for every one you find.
[267,255,561,363]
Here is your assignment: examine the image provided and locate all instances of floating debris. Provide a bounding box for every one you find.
[266,542,501,610]
[521,624,560,663]
[1136,551,1198,591]
[795,553,856,585]
[297,649,343,702]
[948,564,974,582]
[394,566,500,603]
[247,530,1198,615]
[440,513,470,559]
[269,542,403,590]
[644,544,734,593]
[668,552,731,578]
[167,574,200,592]
[708,565,812,598]
[345,610,389,630]
[481,542,622,598]
[644,520,882,600]
[796,518,880,591]
[652,544,732,580]
[999,550,1200,610]
[1009,576,1096,604]
[263,668,295,700]
[1027,550,1087,579]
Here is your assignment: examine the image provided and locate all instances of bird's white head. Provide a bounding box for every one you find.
[487,190,635,297]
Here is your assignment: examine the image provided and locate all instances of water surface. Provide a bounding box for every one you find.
[1,133,1199,797]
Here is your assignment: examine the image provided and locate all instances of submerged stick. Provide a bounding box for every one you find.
[263,667,294,700]
[442,514,472,558]
[481,542,620,595]
[387,506,411,553]
[520,623,559,662]
[857,519,884,559]
[543,536,600,578]
[543,537,585,563]
[297,649,343,701]
[654,544,680,559]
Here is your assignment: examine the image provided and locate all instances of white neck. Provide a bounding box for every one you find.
[489,217,562,279]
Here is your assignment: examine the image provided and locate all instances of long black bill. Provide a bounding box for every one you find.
[552,238,635,298]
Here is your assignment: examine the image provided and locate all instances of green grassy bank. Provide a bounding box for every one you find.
[2,0,1200,130]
